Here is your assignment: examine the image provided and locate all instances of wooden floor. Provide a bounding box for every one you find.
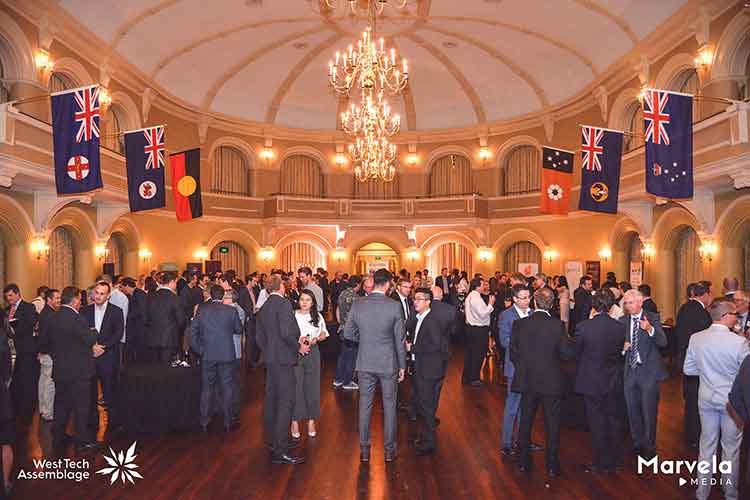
[11,344,717,500]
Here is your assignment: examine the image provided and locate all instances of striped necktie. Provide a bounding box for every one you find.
[630,316,640,368]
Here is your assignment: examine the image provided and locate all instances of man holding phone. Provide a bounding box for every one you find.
[3,284,38,422]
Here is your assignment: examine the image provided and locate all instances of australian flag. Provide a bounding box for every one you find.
[125,126,166,212]
[579,126,623,214]
[51,85,103,195]
[644,89,693,199]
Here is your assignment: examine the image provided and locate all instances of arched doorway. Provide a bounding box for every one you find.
[355,242,398,275]
[504,241,541,275]
[105,233,126,276]
[674,226,701,310]
[48,226,75,289]
[280,241,326,272]
[428,242,473,277]
[211,240,249,278]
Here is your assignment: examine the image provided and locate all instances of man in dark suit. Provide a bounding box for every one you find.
[574,289,627,473]
[405,288,450,454]
[145,271,187,363]
[572,275,593,330]
[239,275,259,369]
[435,268,453,304]
[50,286,100,453]
[343,269,406,463]
[510,287,572,478]
[191,285,243,432]
[621,288,668,460]
[428,285,456,411]
[256,274,308,465]
[675,282,711,448]
[37,288,60,422]
[3,283,39,421]
[121,277,147,364]
[390,277,414,321]
[82,281,124,432]
[638,284,659,314]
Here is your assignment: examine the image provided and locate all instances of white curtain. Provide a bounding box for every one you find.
[211,146,251,196]
[210,241,248,278]
[280,242,324,272]
[504,146,540,195]
[625,103,644,152]
[280,155,322,197]
[354,175,399,199]
[100,104,125,154]
[49,226,75,289]
[105,234,125,276]
[504,241,541,274]
[48,72,78,93]
[429,155,472,196]
[675,226,701,307]
[430,242,472,277]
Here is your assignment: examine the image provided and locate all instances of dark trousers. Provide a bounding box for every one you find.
[10,353,39,419]
[201,360,234,427]
[334,340,358,385]
[518,392,561,471]
[462,325,488,383]
[624,368,660,455]
[245,319,260,368]
[584,391,624,469]
[414,371,442,449]
[90,353,118,431]
[264,363,296,457]
[683,375,700,445]
[53,378,93,447]
[148,347,174,363]
[358,371,398,455]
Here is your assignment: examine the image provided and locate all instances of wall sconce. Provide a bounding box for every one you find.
[543,249,558,263]
[699,240,717,262]
[194,247,209,261]
[641,243,655,263]
[334,152,347,167]
[98,86,112,108]
[406,153,419,166]
[30,237,49,261]
[598,247,612,262]
[637,84,648,104]
[258,247,274,263]
[694,45,713,68]
[333,248,346,263]
[478,147,491,162]
[260,146,275,161]
[407,248,420,263]
[138,248,152,262]
[95,243,109,261]
[34,49,53,72]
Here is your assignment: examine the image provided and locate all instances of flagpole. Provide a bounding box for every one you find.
[121,124,167,135]
[579,124,626,135]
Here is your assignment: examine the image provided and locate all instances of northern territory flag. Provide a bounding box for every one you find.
[540,146,574,215]
[170,148,202,221]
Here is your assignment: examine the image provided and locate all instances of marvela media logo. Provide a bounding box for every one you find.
[637,455,733,488]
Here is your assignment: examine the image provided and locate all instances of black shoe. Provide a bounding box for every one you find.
[360,451,370,463]
[415,445,435,456]
[271,454,305,465]
[435,417,440,426]
[470,380,483,387]
[200,424,209,433]
[580,463,602,474]
[518,463,531,473]
[384,451,397,463]
[529,442,544,452]
[399,403,410,412]
[547,468,560,479]
[501,447,518,458]
[408,415,417,422]
[224,422,240,433]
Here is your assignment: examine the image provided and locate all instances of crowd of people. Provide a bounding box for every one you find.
[1,263,749,498]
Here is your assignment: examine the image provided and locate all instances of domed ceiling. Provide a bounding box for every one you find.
[61,0,687,131]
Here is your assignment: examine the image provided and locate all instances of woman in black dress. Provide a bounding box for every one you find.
[0,308,15,496]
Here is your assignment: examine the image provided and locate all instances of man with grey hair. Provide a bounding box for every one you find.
[723,277,740,299]
[684,298,749,500]
[732,290,748,336]
[621,288,667,461]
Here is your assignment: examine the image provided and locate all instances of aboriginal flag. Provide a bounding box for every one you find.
[170,148,202,221]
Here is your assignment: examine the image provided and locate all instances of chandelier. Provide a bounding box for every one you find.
[349,132,397,182]
[309,0,407,16]
[341,89,400,137]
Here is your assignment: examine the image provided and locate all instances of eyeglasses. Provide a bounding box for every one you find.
[723,311,738,317]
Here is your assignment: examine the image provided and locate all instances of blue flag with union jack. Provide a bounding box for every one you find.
[125,125,166,212]
[578,126,623,214]
[644,88,693,199]
[51,85,104,195]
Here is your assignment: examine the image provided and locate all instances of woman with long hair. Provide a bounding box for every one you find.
[556,275,571,331]
[0,308,15,496]
[290,290,329,439]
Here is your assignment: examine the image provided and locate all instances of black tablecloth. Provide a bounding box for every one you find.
[118,364,201,434]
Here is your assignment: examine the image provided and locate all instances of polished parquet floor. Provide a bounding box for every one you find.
[10,343,723,500]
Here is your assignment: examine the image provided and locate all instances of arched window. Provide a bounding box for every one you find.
[280,242,325,271]
[48,71,78,93]
[674,226,701,307]
[48,226,75,289]
[504,146,540,195]
[744,51,750,100]
[211,146,252,196]
[210,240,248,279]
[354,176,399,199]
[670,69,700,122]
[429,242,472,277]
[624,102,644,153]
[0,55,7,104]
[105,233,126,276]
[280,155,322,197]
[504,241,541,274]
[100,104,126,154]
[429,154,472,196]
[629,234,643,277]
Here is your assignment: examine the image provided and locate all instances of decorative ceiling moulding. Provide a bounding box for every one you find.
[10,0,738,145]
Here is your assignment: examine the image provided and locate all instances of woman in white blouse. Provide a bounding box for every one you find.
[291,289,329,439]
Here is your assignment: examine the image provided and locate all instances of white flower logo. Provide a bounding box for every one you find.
[547,184,564,201]
[96,441,143,485]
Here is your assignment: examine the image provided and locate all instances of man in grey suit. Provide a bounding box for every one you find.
[190,285,243,433]
[621,289,668,460]
[343,269,406,463]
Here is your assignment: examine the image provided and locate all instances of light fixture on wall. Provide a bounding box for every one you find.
[636,84,648,104]
[406,152,418,166]
[477,247,492,263]
[694,45,713,68]
[194,247,209,261]
[699,240,717,262]
[334,152,347,167]
[259,247,274,263]
[333,248,346,263]
[98,86,112,108]
[543,249,558,264]
[260,146,275,161]
[138,248,152,263]
[407,248,420,263]
[34,49,53,72]
[598,247,612,262]
[30,236,49,261]
[95,243,109,261]
[641,243,655,263]
[478,147,492,164]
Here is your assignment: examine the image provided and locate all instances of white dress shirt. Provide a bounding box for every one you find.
[464,290,493,326]
[396,292,410,319]
[94,301,107,333]
[513,304,530,319]
[413,309,430,347]
[256,288,270,309]
[295,311,328,341]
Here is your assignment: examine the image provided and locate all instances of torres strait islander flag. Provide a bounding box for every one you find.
[170,148,203,221]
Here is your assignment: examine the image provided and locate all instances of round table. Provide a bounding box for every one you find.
[118,364,201,434]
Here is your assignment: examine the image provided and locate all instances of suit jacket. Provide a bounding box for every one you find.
[573,287,593,326]
[127,288,147,344]
[255,293,300,366]
[406,310,450,379]
[390,292,414,321]
[7,300,38,355]
[37,304,56,355]
[343,292,406,375]
[510,311,572,395]
[238,286,256,318]
[190,300,242,362]
[675,299,711,372]
[642,298,659,314]
[430,300,457,340]
[49,306,96,382]
[621,310,668,382]
[145,288,186,348]
[83,302,124,366]
[0,323,10,382]
[180,285,203,319]
[574,314,625,395]
[499,306,526,378]
[435,276,453,300]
